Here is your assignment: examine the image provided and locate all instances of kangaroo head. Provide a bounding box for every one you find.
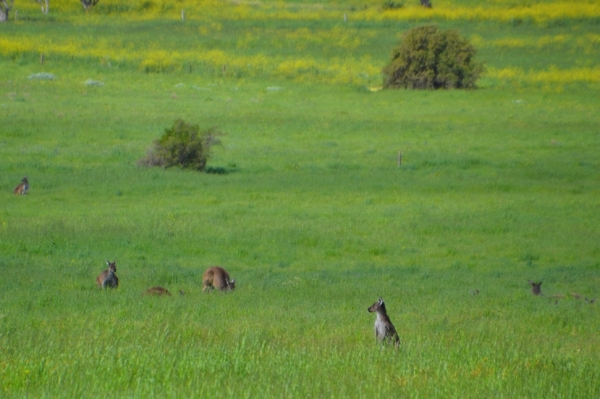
[22,177,28,184]
[227,279,236,291]
[368,297,385,313]
[106,260,117,273]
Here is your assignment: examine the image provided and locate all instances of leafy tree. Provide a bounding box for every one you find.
[36,0,49,14]
[138,119,224,172]
[80,0,99,11]
[0,0,14,21]
[383,25,484,90]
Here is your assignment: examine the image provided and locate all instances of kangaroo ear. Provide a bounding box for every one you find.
[230,279,236,284]
[106,260,110,266]
[378,297,383,304]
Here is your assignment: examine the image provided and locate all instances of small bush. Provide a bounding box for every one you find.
[383,25,484,90]
[382,1,403,10]
[138,119,223,172]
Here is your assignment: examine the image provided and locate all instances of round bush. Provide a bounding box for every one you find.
[138,119,223,172]
[383,25,484,90]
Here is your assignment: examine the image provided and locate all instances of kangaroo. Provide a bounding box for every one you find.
[144,286,172,296]
[202,266,235,292]
[528,280,543,296]
[96,261,119,289]
[368,297,400,348]
[470,289,480,296]
[13,177,29,195]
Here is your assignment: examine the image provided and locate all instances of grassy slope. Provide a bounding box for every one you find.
[1,1,600,397]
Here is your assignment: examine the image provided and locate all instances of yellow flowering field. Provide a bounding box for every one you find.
[3,0,600,86]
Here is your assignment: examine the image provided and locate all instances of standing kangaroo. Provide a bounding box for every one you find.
[528,280,543,296]
[144,286,172,296]
[13,177,29,195]
[368,297,400,348]
[202,266,235,292]
[96,261,119,289]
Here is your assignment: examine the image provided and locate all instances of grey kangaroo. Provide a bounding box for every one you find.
[13,177,29,195]
[96,261,119,289]
[528,280,543,296]
[202,266,236,292]
[368,297,400,348]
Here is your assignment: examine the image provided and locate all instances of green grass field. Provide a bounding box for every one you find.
[1,0,599,397]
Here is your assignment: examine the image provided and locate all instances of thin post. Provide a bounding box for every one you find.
[40,53,44,64]
[397,151,402,167]
[181,9,185,21]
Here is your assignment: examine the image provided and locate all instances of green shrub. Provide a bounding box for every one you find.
[381,1,403,10]
[383,25,484,90]
[138,119,223,171]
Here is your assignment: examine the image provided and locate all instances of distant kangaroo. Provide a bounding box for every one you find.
[202,266,235,292]
[528,280,543,296]
[96,261,119,289]
[368,297,400,348]
[144,286,172,296]
[13,177,29,195]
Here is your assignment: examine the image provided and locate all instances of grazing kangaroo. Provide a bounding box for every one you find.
[528,280,543,296]
[13,177,29,195]
[96,261,119,289]
[368,297,400,348]
[144,286,172,296]
[202,266,235,292]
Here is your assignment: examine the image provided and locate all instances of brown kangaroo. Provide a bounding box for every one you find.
[13,177,29,195]
[96,261,119,289]
[144,286,172,296]
[528,280,543,296]
[202,266,235,292]
[368,297,400,348]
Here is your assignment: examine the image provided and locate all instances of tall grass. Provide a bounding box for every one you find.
[1,0,600,397]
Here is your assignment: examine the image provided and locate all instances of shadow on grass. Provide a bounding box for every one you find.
[205,166,238,175]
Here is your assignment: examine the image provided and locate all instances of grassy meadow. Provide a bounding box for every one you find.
[1,0,600,397]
